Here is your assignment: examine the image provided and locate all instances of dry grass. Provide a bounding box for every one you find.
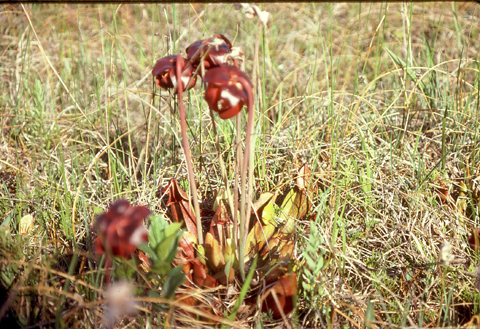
[1,2,480,328]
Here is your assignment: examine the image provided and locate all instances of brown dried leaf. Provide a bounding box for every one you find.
[296,163,312,190]
[163,178,197,237]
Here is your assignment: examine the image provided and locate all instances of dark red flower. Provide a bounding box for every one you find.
[95,200,150,259]
[203,64,252,119]
[186,34,232,69]
[152,55,197,91]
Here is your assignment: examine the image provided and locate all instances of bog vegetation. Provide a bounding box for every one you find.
[0,3,480,328]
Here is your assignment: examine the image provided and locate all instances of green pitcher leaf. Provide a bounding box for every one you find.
[205,232,225,272]
[253,192,276,226]
[277,187,309,234]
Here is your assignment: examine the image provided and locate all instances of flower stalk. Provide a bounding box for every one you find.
[237,76,255,279]
[175,54,204,245]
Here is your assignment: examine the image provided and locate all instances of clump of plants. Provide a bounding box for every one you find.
[93,28,318,325]
[150,30,306,322]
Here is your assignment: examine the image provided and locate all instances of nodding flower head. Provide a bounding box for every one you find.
[186,34,233,70]
[152,55,197,91]
[203,64,252,119]
[95,200,150,259]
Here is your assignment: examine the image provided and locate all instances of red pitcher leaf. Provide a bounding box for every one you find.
[252,192,277,227]
[294,187,311,220]
[205,232,226,272]
[209,199,233,247]
[179,231,197,260]
[191,259,218,288]
[163,178,197,237]
[191,259,206,280]
[195,270,218,289]
[245,221,275,263]
[261,274,297,319]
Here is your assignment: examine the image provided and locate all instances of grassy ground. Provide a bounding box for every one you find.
[1,2,480,328]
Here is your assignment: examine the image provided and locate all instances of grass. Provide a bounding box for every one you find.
[1,2,480,328]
